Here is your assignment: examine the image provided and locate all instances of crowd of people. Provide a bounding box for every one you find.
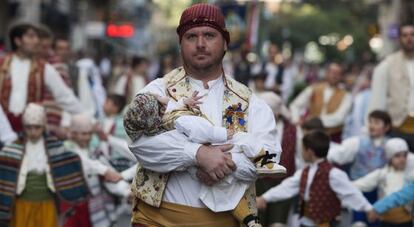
[1,2,414,227]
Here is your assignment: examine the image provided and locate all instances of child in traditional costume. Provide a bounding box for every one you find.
[63,113,128,227]
[0,103,89,227]
[256,130,373,227]
[328,110,392,225]
[353,138,413,227]
[124,92,286,227]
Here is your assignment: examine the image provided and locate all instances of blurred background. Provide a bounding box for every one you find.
[1,0,413,66]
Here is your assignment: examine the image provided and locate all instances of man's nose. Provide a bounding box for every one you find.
[196,36,206,48]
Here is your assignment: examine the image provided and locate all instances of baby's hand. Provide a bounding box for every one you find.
[227,129,234,140]
[184,91,203,107]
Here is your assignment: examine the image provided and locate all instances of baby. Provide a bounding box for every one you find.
[124,92,286,227]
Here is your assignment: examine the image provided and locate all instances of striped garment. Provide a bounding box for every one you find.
[0,136,89,225]
[0,142,24,224]
[47,137,89,202]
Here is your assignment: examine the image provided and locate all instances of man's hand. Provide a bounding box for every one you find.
[196,169,216,186]
[104,169,123,182]
[196,144,236,182]
[256,197,267,210]
[366,209,379,223]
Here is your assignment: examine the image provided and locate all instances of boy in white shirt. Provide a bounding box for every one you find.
[124,92,286,227]
[328,110,392,225]
[256,130,372,227]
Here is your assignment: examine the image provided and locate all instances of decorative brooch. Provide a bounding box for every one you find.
[224,103,246,132]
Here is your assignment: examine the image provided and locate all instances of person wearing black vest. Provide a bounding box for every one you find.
[256,130,372,227]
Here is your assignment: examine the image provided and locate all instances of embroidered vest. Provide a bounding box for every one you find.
[309,82,346,117]
[350,136,388,180]
[299,160,341,224]
[0,54,45,132]
[280,120,297,179]
[131,67,256,215]
[0,136,89,224]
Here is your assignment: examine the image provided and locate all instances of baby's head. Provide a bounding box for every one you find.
[385,138,409,171]
[123,93,166,141]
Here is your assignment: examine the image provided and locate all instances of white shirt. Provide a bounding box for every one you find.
[353,165,406,199]
[114,73,146,101]
[17,137,55,194]
[0,105,17,144]
[174,114,281,211]
[289,85,352,128]
[76,58,106,118]
[69,142,109,177]
[261,159,372,226]
[327,136,386,165]
[9,55,83,115]
[129,76,281,208]
[100,116,136,161]
[251,62,279,90]
[405,59,414,111]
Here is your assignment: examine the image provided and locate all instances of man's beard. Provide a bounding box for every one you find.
[185,52,224,73]
[402,43,414,54]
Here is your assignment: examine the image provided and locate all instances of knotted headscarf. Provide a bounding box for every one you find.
[176,3,230,44]
[123,93,166,141]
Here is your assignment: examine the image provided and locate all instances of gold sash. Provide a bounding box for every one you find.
[134,200,238,227]
[398,116,414,133]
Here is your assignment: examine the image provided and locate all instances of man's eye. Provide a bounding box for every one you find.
[186,34,197,40]
[205,33,215,38]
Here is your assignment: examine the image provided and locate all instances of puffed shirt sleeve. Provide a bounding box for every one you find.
[327,137,360,165]
[330,168,373,211]
[221,94,281,183]
[0,105,17,144]
[44,64,84,114]
[289,86,313,124]
[373,180,414,214]
[245,95,282,161]
[367,61,388,116]
[261,169,302,202]
[107,135,137,161]
[78,151,109,176]
[128,79,202,173]
[353,168,382,192]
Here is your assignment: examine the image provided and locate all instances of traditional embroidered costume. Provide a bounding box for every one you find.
[261,159,372,227]
[0,54,83,133]
[124,66,281,226]
[0,104,88,227]
[290,82,352,142]
[353,138,413,226]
